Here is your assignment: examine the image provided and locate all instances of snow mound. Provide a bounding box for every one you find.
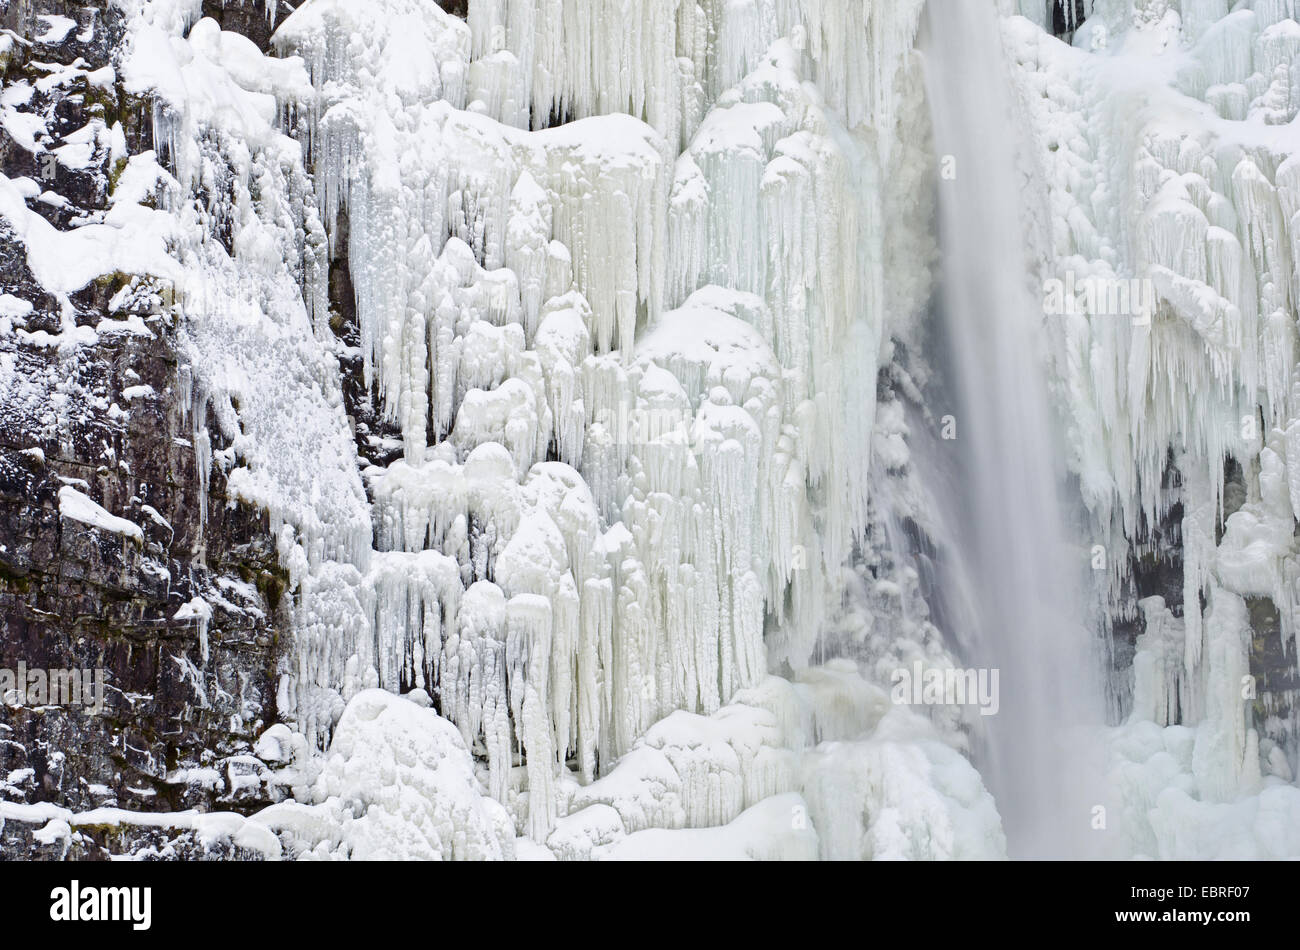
[254,689,515,860]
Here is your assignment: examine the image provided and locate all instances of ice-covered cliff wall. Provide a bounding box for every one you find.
[1007,0,1300,857]
[0,0,1006,861]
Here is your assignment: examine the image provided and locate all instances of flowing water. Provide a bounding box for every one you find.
[922,0,1106,859]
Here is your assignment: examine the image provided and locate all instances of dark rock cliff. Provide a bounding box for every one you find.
[0,0,292,859]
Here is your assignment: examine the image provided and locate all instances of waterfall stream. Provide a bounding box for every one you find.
[921,0,1106,859]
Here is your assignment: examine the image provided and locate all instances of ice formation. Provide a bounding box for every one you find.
[253,0,962,856]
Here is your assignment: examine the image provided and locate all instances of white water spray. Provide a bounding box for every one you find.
[922,0,1106,859]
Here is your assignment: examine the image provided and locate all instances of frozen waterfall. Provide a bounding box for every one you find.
[11,0,1300,863]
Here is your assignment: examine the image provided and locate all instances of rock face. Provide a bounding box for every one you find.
[198,0,284,52]
[0,1,291,855]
